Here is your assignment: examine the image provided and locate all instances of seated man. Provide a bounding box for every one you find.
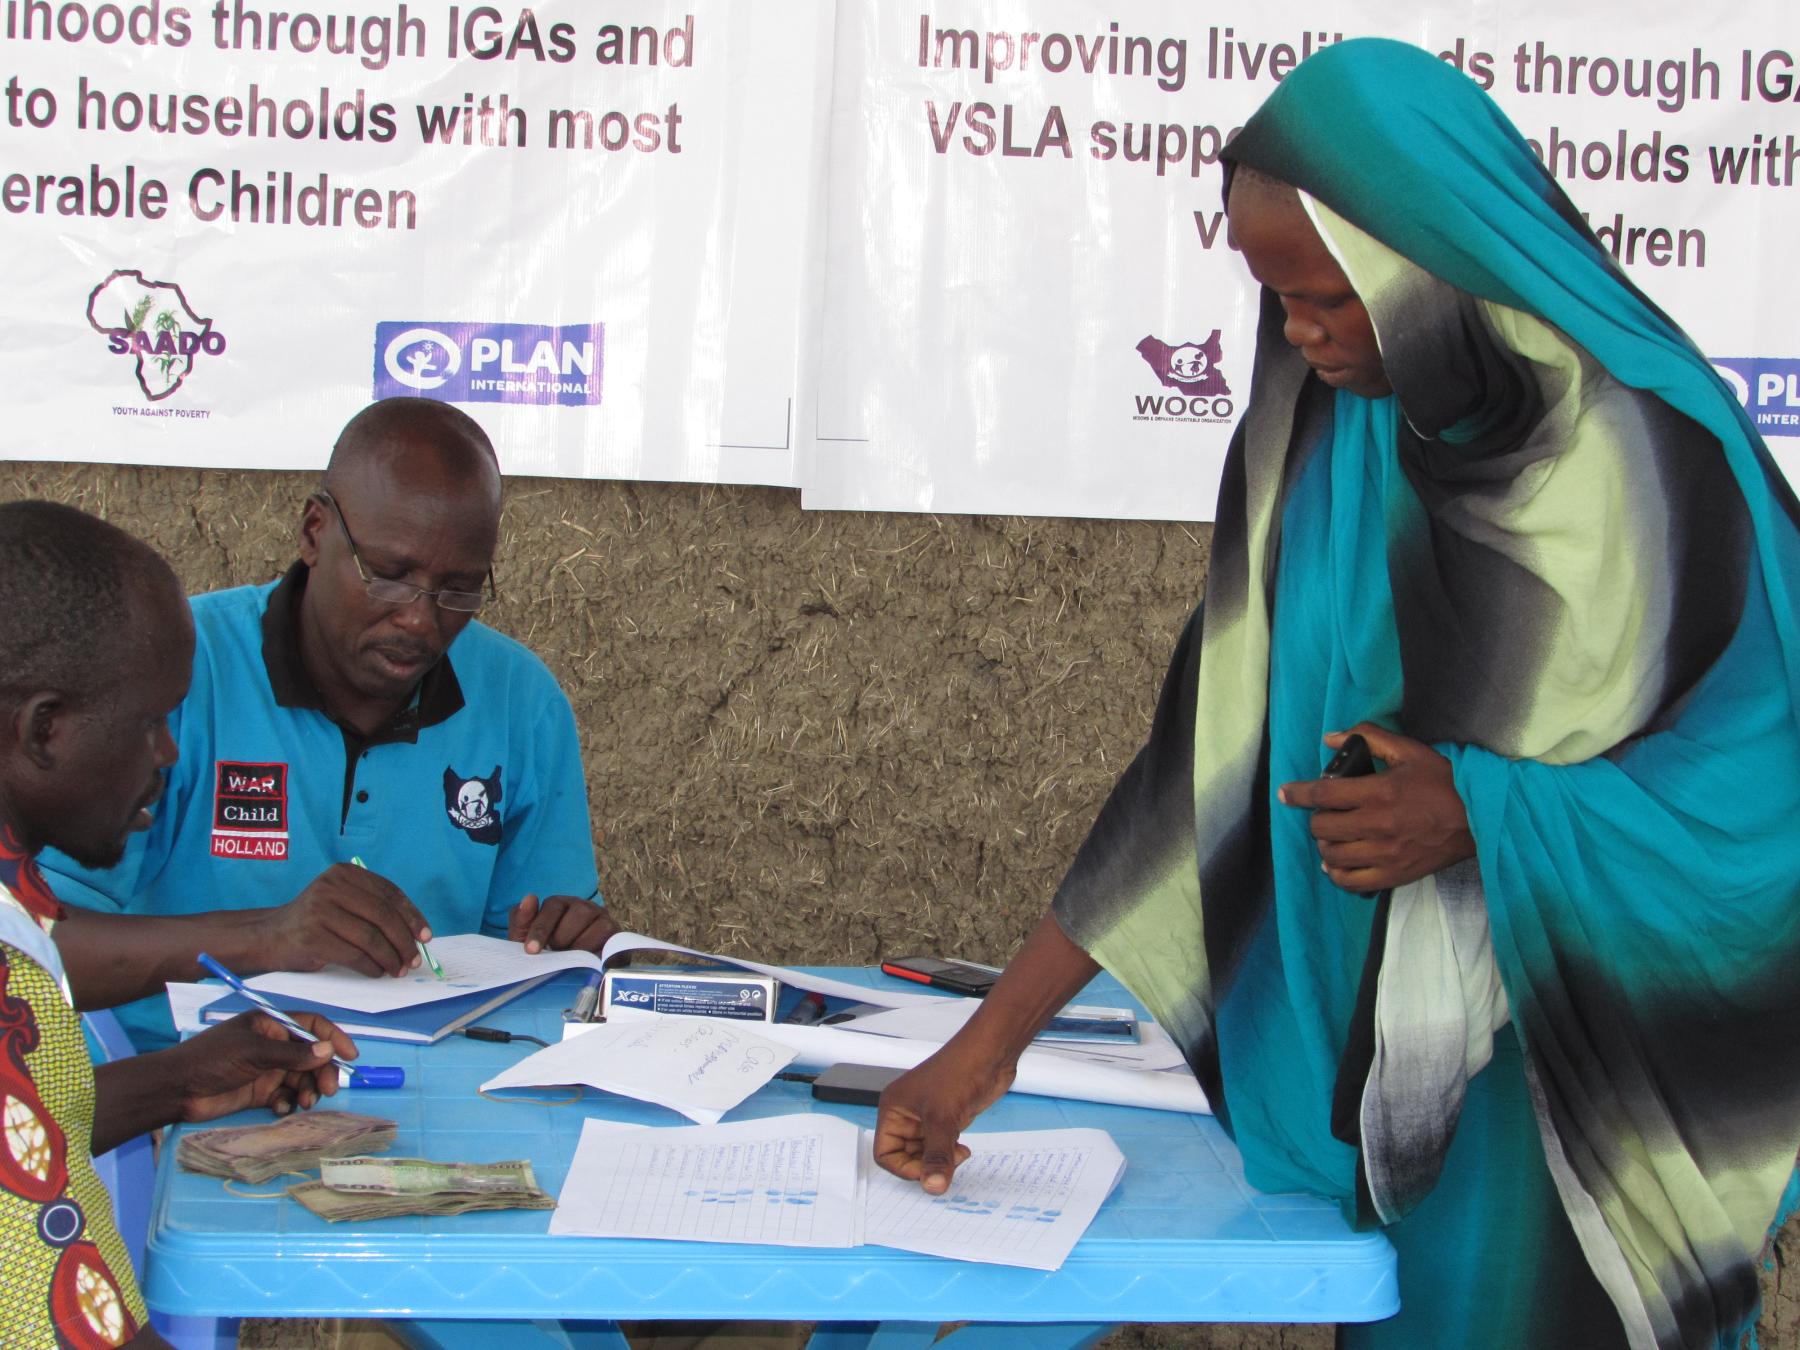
[0,500,353,1350]
[44,398,618,1049]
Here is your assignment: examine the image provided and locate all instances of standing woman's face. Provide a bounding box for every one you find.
[1227,174,1392,399]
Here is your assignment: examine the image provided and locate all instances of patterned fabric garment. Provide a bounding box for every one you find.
[0,825,66,928]
[1050,37,1800,1350]
[0,887,147,1345]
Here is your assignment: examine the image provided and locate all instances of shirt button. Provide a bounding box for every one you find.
[356,790,370,803]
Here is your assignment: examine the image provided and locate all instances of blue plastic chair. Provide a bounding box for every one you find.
[84,1010,155,1275]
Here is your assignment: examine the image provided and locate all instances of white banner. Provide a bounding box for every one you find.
[804,0,1800,519]
[0,0,831,482]
[3,2,1797,516]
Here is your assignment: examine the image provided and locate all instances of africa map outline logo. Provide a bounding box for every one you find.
[86,269,226,401]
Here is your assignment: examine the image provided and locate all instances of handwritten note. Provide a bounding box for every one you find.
[480,1017,796,1123]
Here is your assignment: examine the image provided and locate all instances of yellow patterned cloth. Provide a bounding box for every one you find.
[0,936,148,1348]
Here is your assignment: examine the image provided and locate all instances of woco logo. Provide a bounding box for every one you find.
[1131,331,1234,423]
[1712,358,1800,438]
[87,269,227,401]
[373,321,604,407]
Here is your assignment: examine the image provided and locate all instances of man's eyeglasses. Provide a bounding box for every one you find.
[316,491,496,614]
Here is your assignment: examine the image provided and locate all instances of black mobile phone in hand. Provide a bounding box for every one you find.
[1319,732,1379,900]
[1321,733,1374,780]
[879,955,1000,997]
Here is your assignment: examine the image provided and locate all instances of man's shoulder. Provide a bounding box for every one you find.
[188,579,278,641]
[452,620,566,698]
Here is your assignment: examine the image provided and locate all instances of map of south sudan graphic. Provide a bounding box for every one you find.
[87,270,215,401]
[1135,331,1231,396]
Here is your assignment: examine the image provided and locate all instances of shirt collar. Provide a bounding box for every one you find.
[0,823,63,925]
[260,561,466,740]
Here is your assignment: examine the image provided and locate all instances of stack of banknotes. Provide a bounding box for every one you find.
[289,1157,557,1222]
[176,1112,399,1183]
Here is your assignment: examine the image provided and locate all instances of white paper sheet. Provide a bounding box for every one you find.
[550,1114,864,1248]
[166,982,225,1035]
[741,1022,1210,1114]
[858,1127,1126,1271]
[550,1113,1124,1271]
[840,1002,1189,1072]
[481,1017,797,1124]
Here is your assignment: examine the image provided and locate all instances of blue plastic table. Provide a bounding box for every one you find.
[143,969,1396,1331]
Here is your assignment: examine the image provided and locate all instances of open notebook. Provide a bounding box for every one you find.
[550,1113,1126,1271]
[199,972,558,1044]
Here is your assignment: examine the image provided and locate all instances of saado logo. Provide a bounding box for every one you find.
[1712,357,1800,439]
[1131,331,1234,422]
[87,269,228,401]
[374,320,604,407]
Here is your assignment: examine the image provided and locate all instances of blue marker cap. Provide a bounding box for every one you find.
[342,1065,405,1089]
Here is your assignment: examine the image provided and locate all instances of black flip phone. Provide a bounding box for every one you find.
[1319,733,1377,899]
[1321,733,1374,780]
[878,955,999,997]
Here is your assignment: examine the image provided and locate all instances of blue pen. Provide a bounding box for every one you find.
[195,952,392,1086]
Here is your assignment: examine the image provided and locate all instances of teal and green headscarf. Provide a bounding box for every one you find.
[1052,37,1800,1350]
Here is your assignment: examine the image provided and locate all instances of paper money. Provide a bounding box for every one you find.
[291,1156,555,1222]
[177,1112,397,1183]
[319,1157,543,1196]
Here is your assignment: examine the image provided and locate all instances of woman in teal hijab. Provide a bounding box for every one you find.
[873,37,1800,1350]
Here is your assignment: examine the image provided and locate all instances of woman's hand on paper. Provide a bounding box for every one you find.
[1278,722,1475,893]
[873,911,1102,1193]
[873,1040,1014,1194]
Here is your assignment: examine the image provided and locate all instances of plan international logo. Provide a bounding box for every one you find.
[1131,331,1234,423]
[86,269,228,401]
[373,321,604,407]
[1711,357,1800,439]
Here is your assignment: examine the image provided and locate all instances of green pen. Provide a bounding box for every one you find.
[349,855,445,979]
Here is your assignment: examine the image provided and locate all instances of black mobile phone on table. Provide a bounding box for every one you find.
[811,1063,906,1106]
[878,955,1000,997]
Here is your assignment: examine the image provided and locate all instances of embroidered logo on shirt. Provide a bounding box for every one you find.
[443,765,503,845]
[210,761,289,861]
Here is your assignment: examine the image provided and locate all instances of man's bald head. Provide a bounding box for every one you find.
[323,398,502,515]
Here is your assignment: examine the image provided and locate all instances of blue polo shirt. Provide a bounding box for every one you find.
[42,564,601,1050]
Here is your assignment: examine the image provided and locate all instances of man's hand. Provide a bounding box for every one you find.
[1277,722,1475,893]
[873,1041,1016,1194]
[508,893,619,955]
[249,863,430,976]
[169,1011,357,1123]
